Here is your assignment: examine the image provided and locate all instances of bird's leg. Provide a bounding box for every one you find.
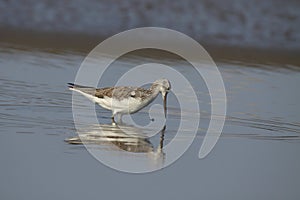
[111,116,116,125]
[117,114,123,125]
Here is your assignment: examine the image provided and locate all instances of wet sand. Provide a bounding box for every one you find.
[1,28,300,66]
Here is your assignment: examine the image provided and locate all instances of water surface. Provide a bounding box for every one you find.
[1,43,300,199]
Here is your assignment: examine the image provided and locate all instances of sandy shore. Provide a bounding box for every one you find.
[1,28,300,66]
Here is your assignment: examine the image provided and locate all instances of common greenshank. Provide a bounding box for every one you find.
[68,79,171,124]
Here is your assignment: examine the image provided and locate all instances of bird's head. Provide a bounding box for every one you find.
[153,78,171,97]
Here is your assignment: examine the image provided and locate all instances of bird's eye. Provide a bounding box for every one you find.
[130,91,136,97]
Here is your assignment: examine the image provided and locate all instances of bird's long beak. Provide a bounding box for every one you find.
[163,93,168,118]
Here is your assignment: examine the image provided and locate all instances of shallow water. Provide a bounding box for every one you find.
[1,43,300,199]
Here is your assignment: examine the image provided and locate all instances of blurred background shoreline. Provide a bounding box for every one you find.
[1,0,299,65]
[1,27,300,67]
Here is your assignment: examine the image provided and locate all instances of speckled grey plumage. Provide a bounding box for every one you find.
[68,79,171,101]
[68,79,171,123]
[68,84,154,101]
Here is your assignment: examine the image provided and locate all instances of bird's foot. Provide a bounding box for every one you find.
[111,117,117,126]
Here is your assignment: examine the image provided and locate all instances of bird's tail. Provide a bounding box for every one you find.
[67,83,97,98]
[68,83,94,89]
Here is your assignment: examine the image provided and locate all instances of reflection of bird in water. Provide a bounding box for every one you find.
[68,79,171,124]
[65,124,165,162]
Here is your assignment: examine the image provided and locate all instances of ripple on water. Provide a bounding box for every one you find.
[0,44,300,144]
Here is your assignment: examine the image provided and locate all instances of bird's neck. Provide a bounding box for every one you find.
[144,84,160,104]
[150,84,161,98]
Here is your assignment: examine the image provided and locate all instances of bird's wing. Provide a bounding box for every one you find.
[68,83,151,100]
[96,87,151,100]
[95,87,115,98]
